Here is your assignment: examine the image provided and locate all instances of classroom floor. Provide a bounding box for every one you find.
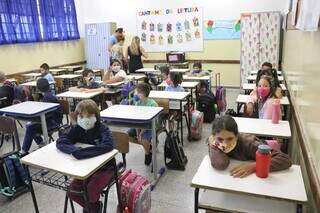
[0,88,240,213]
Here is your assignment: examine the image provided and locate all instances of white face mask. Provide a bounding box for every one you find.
[77,116,97,130]
[112,66,121,73]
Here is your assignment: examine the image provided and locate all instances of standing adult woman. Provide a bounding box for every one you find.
[125,36,148,73]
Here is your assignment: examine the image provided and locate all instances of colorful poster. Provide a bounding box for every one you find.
[137,7,203,52]
[203,20,241,40]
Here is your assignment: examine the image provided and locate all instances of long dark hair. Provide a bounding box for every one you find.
[170,72,182,88]
[212,115,238,136]
[255,68,280,88]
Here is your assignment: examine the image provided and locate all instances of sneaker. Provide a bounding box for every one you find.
[38,141,46,148]
[144,152,152,166]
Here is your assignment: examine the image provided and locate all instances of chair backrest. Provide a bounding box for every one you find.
[154,98,169,114]
[59,99,70,124]
[112,131,129,154]
[0,116,20,155]
[55,79,64,92]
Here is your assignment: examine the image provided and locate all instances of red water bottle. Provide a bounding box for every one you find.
[123,207,130,213]
[271,99,281,124]
[256,145,271,178]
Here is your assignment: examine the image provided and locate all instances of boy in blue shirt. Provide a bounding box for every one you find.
[40,63,55,82]
[21,78,62,155]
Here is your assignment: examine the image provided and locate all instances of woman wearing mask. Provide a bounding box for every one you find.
[103,59,127,84]
[124,36,148,74]
[110,35,126,70]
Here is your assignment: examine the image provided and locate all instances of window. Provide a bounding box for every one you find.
[0,0,79,45]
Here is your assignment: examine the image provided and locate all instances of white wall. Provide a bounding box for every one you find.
[76,0,287,36]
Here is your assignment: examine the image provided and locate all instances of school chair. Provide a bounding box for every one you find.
[55,79,64,93]
[48,99,70,143]
[102,130,129,213]
[0,116,20,155]
[154,98,170,138]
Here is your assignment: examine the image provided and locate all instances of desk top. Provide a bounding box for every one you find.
[56,91,103,99]
[149,90,190,100]
[242,83,287,91]
[21,81,55,87]
[21,142,118,180]
[54,74,82,79]
[22,73,41,77]
[7,78,17,83]
[127,74,145,80]
[136,68,159,73]
[183,75,210,81]
[101,105,163,123]
[233,117,291,138]
[59,65,82,70]
[74,69,101,74]
[102,81,124,87]
[250,70,282,75]
[248,75,284,81]
[191,155,307,203]
[0,101,59,117]
[50,69,66,73]
[170,68,189,73]
[158,81,199,89]
[236,94,290,105]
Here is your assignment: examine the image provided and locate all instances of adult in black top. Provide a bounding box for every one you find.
[125,36,148,73]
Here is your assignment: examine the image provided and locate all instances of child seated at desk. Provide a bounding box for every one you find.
[56,100,114,213]
[261,61,272,71]
[208,115,291,177]
[190,61,209,76]
[39,63,54,82]
[128,83,158,165]
[165,72,184,92]
[70,68,105,93]
[0,71,14,108]
[20,78,62,155]
[245,76,277,119]
[102,59,127,84]
[160,65,172,85]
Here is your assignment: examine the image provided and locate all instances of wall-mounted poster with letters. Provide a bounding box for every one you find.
[137,7,203,52]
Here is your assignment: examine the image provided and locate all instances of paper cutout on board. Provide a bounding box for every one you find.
[185,31,192,41]
[158,35,164,45]
[150,34,155,44]
[141,21,147,30]
[184,20,190,30]
[141,32,146,42]
[194,29,200,38]
[176,22,182,31]
[203,19,241,40]
[168,34,173,44]
[177,33,183,43]
[167,23,172,32]
[157,23,163,32]
[150,22,155,31]
[193,17,199,27]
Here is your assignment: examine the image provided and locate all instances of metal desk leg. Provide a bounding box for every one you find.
[180,100,184,146]
[111,158,122,210]
[83,179,90,213]
[26,166,39,213]
[150,117,165,191]
[297,203,303,213]
[237,103,242,114]
[63,193,69,213]
[40,113,49,144]
[194,188,199,213]
[187,96,191,141]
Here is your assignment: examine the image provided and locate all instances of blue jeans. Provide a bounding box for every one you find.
[127,128,152,142]
[22,120,59,152]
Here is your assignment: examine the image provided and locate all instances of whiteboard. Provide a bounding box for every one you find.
[136,7,203,52]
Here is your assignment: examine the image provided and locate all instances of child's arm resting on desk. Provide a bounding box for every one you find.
[69,124,113,159]
[56,126,81,154]
[208,144,230,170]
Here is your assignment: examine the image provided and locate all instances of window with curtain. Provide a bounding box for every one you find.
[0,0,79,45]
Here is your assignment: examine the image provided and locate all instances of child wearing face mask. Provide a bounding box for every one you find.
[20,78,63,155]
[208,115,291,177]
[245,76,276,119]
[103,59,127,84]
[165,72,184,92]
[56,99,114,213]
[191,61,209,76]
[159,66,172,85]
[128,83,158,165]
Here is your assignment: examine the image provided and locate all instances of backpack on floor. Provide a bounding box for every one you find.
[118,169,151,213]
[164,130,188,170]
[197,90,217,123]
[190,109,204,140]
[215,73,227,114]
[0,154,29,198]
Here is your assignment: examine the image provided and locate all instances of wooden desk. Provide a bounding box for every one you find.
[233,117,291,138]
[149,91,191,144]
[100,105,164,190]
[21,142,120,213]
[191,155,307,213]
[0,101,59,143]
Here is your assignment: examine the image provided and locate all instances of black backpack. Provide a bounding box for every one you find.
[197,91,217,123]
[164,130,188,171]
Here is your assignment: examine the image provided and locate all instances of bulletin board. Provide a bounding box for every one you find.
[136,7,203,52]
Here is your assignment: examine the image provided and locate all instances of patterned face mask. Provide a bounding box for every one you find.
[207,135,237,153]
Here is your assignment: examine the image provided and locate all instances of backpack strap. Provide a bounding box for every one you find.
[10,155,29,185]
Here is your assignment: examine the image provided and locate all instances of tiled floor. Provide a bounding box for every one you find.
[0,88,240,213]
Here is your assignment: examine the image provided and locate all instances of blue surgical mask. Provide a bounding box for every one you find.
[77,116,97,130]
[133,94,140,102]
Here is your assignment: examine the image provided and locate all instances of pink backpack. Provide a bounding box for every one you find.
[118,169,151,213]
[190,109,204,140]
[215,73,227,113]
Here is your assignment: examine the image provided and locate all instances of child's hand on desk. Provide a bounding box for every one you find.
[245,103,254,116]
[230,163,256,178]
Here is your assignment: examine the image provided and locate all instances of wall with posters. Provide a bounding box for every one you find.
[137,7,203,52]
